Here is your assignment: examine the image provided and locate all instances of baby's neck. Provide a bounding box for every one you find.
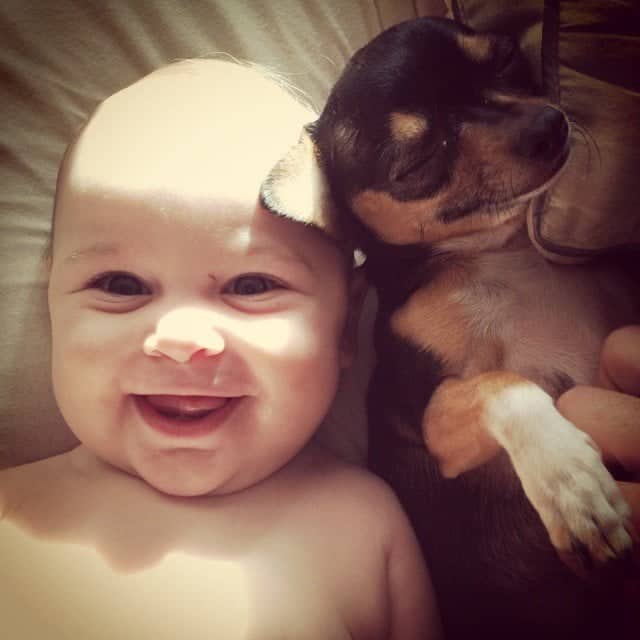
[1,442,331,572]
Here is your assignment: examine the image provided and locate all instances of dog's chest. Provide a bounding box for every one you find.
[391,247,635,392]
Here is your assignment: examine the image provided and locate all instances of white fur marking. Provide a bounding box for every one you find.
[485,383,631,562]
[267,130,337,234]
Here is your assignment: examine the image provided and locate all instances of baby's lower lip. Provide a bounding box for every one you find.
[134,395,240,438]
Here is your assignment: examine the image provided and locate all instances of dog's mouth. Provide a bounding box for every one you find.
[438,104,571,223]
[453,142,571,222]
[505,143,571,207]
[504,107,571,206]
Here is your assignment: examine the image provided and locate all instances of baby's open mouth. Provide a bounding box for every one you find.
[134,394,242,438]
[142,395,229,421]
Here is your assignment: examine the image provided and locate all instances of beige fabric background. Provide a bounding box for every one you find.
[0,0,448,468]
[534,0,640,258]
[451,0,640,260]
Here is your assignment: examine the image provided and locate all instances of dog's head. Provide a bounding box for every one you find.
[261,17,570,253]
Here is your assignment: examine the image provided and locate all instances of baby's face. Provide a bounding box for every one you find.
[47,61,353,496]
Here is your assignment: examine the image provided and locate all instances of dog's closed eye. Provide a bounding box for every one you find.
[493,37,518,75]
[391,150,437,183]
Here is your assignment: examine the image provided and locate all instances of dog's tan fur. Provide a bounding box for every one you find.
[389,112,430,143]
[456,32,493,63]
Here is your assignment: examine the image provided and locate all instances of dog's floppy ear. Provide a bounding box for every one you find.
[260,123,340,239]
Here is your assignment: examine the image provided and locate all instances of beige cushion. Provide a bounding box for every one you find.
[448,0,640,261]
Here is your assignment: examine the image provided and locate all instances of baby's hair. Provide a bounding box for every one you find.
[187,51,318,113]
[45,124,86,266]
[45,57,364,278]
[45,56,319,268]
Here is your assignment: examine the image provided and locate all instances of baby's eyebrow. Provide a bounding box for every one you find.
[246,245,314,275]
[63,241,121,263]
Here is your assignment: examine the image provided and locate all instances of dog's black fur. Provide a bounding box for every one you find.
[262,17,639,639]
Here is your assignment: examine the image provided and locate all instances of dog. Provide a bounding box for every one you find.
[261,17,639,638]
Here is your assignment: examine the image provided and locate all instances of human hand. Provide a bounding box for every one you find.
[556,325,640,596]
[557,325,640,527]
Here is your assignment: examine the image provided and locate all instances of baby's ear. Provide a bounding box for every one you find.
[260,122,339,237]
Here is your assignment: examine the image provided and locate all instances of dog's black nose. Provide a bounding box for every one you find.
[516,106,569,160]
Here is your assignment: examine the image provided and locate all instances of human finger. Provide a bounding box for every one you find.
[598,325,640,394]
[556,386,640,475]
[619,481,640,533]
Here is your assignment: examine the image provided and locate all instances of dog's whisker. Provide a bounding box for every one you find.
[570,120,602,172]
[508,173,516,202]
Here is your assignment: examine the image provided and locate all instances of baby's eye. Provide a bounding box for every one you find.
[89,272,149,296]
[226,274,281,296]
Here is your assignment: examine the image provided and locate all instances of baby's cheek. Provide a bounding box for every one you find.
[50,312,134,404]
[245,314,341,389]
[50,316,129,436]
[246,314,339,360]
[53,309,136,354]
[241,316,297,356]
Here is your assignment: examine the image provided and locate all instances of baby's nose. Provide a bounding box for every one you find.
[143,308,225,363]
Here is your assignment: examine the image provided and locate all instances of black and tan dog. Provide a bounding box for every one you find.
[261,17,639,638]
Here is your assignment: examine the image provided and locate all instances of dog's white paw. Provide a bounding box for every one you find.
[514,422,631,565]
[487,384,633,567]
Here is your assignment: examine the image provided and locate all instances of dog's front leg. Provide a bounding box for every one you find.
[423,372,633,566]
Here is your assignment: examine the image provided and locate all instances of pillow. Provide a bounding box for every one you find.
[0,0,448,468]
[447,0,640,261]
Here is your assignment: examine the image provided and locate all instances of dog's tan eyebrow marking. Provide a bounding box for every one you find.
[389,112,429,143]
[457,33,492,63]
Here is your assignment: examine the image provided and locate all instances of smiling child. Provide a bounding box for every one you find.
[0,59,441,639]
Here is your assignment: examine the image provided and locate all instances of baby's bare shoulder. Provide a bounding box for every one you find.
[0,455,59,518]
[0,466,11,517]
[287,446,408,533]
[1,452,85,528]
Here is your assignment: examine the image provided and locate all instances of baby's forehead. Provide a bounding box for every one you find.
[61,60,314,201]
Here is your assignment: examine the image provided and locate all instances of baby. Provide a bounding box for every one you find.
[0,60,441,639]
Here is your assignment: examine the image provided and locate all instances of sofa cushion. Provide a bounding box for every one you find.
[448,0,640,261]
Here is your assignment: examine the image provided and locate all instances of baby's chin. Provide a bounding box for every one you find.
[68,445,226,497]
[76,440,291,498]
[131,454,236,498]
[139,477,229,498]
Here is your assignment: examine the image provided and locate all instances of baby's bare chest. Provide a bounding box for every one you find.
[0,520,353,640]
[0,461,383,640]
